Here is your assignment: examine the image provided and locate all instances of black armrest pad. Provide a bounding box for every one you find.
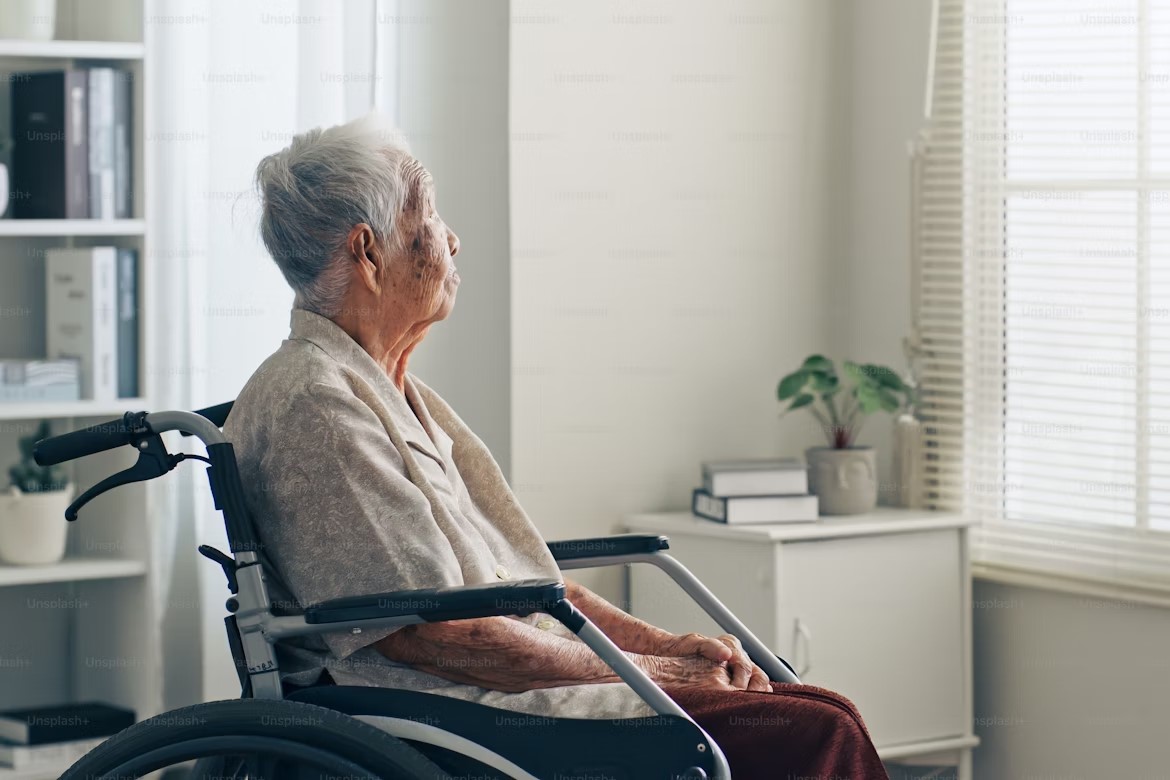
[546,533,670,561]
[304,578,565,625]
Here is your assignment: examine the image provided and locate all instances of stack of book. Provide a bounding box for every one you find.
[692,458,819,525]
[0,702,134,773]
[10,68,133,219]
[44,246,138,400]
[0,359,80,402]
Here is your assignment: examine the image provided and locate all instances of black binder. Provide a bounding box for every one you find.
[11,70,89,219]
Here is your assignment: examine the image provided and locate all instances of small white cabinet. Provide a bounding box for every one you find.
[625,508,979,778]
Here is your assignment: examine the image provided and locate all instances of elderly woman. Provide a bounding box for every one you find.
[226,115,888,780]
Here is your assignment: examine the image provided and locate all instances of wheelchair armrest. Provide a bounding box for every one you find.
[546,533,670,561]
[302,578,565,625]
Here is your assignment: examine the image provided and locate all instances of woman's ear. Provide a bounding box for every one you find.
[347,223,381,294]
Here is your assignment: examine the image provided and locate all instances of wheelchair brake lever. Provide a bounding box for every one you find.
[65,434,180,521]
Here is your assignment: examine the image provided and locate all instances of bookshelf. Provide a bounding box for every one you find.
[0,1,159,777]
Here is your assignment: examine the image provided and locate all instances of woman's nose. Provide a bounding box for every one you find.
[448,227,460,258]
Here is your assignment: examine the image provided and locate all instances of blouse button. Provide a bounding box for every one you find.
[494,564,510,580]
[536,619,557,631]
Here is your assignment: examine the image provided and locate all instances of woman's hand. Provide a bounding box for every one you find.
[712,634,771,692]
[641,654,738,693]
[656,632,732,661]
[655,632,771,692]
[555,580,769,692]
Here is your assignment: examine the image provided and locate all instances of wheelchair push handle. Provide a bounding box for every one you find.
[33,412,143,466]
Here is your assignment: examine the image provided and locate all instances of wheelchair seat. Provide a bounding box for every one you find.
[286,684,717,780]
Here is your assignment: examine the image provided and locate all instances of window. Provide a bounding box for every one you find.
[915,0,1170,591]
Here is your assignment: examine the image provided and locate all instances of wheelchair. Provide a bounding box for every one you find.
[33,403,803,780]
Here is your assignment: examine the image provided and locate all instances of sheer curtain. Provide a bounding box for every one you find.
[144,0,395,707]
[916,0,1170,598]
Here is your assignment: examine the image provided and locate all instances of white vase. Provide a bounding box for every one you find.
[0,484,72,565]
[806,447,878,516]
[0,0,57,40]
[892,413,924,508]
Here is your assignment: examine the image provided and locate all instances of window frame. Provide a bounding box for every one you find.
[921,0,1170,596]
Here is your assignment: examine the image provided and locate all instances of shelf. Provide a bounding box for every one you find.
[0,220,145,238]
[626,507,971,542]
[0,39,144,60]
[0,399,148,421]
[0,557,146,588]
[0,764,73,780]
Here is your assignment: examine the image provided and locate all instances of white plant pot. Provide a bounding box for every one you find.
[806,447,878,516]
[0,0,57,40]
[0,484,72,565]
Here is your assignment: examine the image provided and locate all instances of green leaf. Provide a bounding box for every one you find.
[788,393,816,412]
[855,383,882,414]
[877,388,901,412]
[801,354,834,374]
[777,370,809,400]
[843,361,868,386]
[866,364,908,391]
[810,372,839,394]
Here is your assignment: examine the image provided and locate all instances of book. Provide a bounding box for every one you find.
[112,70,133,218]
[701,458,808,497]
[11,70,89,218]
[116,248,138,397]
[87,68,116,219]
[0,702,133,746]
[693,487,819,525]
[45,248,118,402]
[0,359,80,402]
[0,735,107,770]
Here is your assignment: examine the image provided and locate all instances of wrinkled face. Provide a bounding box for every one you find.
[391,159,461,323]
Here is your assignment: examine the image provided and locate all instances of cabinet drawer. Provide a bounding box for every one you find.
[776,529,965,748]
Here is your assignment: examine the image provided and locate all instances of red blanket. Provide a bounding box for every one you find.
[663,682,890,780]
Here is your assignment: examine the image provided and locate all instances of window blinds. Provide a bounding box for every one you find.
[915,0,1170,588]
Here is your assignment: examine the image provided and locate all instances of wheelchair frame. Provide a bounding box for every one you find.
[35,404,803,780]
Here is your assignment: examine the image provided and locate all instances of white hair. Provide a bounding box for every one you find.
[254,114,414,318]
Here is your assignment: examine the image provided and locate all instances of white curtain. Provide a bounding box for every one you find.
[144,0,395,708]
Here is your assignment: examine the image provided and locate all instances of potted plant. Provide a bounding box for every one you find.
[777,355,913,515]
[0,420,72,565]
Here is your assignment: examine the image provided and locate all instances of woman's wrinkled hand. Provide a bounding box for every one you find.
[656,632,731,661]
[654,632,770,692]
[641,653,737,692]
[712,633,770,692]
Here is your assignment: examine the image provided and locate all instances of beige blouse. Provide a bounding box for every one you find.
[224,308,653,719]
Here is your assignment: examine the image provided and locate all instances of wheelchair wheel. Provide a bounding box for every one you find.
[59,698,452,780]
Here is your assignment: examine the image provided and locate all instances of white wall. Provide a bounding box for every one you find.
[832,0,933,491]
[509,0,841,601]
[973,580,1170,779]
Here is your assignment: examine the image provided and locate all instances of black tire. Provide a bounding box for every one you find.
[60,699,452,780]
